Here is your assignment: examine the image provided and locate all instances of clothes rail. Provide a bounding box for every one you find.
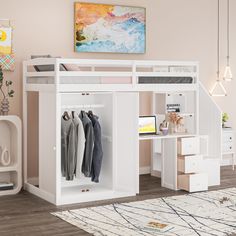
[61,104,105,109]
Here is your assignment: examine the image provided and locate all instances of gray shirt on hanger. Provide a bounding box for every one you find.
[71,112,86,178]
[79,111,94,177]
[61,115,76,181]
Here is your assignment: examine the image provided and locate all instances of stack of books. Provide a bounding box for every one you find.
[167,104,181,113]
[0,182,14,191]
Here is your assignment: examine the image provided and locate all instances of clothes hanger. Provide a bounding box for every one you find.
[62,111,70,120]
[71,111,75,119]
[88,110,94,117]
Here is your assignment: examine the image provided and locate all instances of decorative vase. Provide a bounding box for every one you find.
[1,98,9,115]
[170,122,177,134]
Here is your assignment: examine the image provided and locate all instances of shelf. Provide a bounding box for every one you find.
[167,113,194,117]
[159,113,194,117]
[59,185,134,205]
[0,116,22,196]
[61,177,95,188]
[0,165,17,172]
[222,152,234,155]
[139,133,196,140]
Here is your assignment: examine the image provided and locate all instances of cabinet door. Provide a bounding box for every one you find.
[114,92,139,194]
[39,92,57,199]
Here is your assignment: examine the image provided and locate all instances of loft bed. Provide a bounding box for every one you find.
[22,58,222,205]
[23,58,199,92]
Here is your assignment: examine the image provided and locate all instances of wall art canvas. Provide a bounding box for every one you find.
[74,3,146,53]
[0,54,15,71]
[0,27,12,55]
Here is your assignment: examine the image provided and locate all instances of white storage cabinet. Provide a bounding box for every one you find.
[0,116,22,195]
[24,90,139,205]
[222,129,234,169]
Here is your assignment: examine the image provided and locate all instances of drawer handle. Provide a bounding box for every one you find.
[230,147,232,149]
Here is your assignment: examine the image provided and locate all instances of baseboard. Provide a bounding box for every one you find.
[151,170,161,178]
[27,177,39,186]
[139,166,151,175]
[221,158,233,166]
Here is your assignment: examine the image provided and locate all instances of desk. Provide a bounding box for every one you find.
[139,133,195,141]
[139,133,210,192]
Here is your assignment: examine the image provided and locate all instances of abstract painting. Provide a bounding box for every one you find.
[74,3,146,53]
[0,27,12,55]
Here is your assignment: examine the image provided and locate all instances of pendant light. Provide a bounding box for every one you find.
[223,0,233,81]
[210,0,227,97]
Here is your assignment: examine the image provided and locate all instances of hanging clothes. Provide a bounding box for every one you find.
[79,110,94,177]
[88,111,103,183]
[61,114,76,181]
[71,111,86,178]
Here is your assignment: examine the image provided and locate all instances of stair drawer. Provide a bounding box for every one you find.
[222,132,233,143]
[177,137,199,155]
[222,143,233,153]
[177,155,203,173]
[177,173,208,192]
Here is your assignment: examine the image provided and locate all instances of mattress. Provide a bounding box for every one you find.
[138,76,193,84]
[27,76,132,84]
[27,76,193,84]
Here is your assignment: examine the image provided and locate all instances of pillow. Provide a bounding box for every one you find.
[31,55,67,72]
[63,64,81,71]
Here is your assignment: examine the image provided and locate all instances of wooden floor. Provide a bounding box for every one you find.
[0,166,235,236]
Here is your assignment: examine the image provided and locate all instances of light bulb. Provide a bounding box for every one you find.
[209,80,227,97]
[223,66,233,81]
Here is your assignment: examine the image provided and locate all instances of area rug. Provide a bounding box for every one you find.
[52,188,236,236]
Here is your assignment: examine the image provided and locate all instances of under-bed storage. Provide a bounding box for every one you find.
[177,137,200,155]
[177,173,208,192]
[177,155,203,173]
[177,137,208,192]
[24,90,139,205]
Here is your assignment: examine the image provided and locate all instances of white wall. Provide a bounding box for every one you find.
[0,0,235,174]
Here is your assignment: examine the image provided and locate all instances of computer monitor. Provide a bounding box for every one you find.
[139,116,157,135]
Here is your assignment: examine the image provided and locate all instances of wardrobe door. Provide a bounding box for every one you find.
[38,92,57,199]
[114,92,139,194]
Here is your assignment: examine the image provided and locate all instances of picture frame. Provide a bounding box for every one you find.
[74,2,146,54]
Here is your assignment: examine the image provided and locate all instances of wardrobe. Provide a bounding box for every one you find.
[23,59,221,205]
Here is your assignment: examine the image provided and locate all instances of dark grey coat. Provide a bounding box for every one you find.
[79,111,94,177]
[88,111,103,183]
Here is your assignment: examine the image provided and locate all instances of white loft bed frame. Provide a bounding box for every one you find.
[22,58,222,205]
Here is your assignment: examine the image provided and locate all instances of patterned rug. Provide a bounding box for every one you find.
[52,188,236,236]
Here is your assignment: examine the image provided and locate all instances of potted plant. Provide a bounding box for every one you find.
[0,65,14,115]
[222,112,229,128]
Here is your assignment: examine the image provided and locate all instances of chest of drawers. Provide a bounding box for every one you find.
[222,129,234,170]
